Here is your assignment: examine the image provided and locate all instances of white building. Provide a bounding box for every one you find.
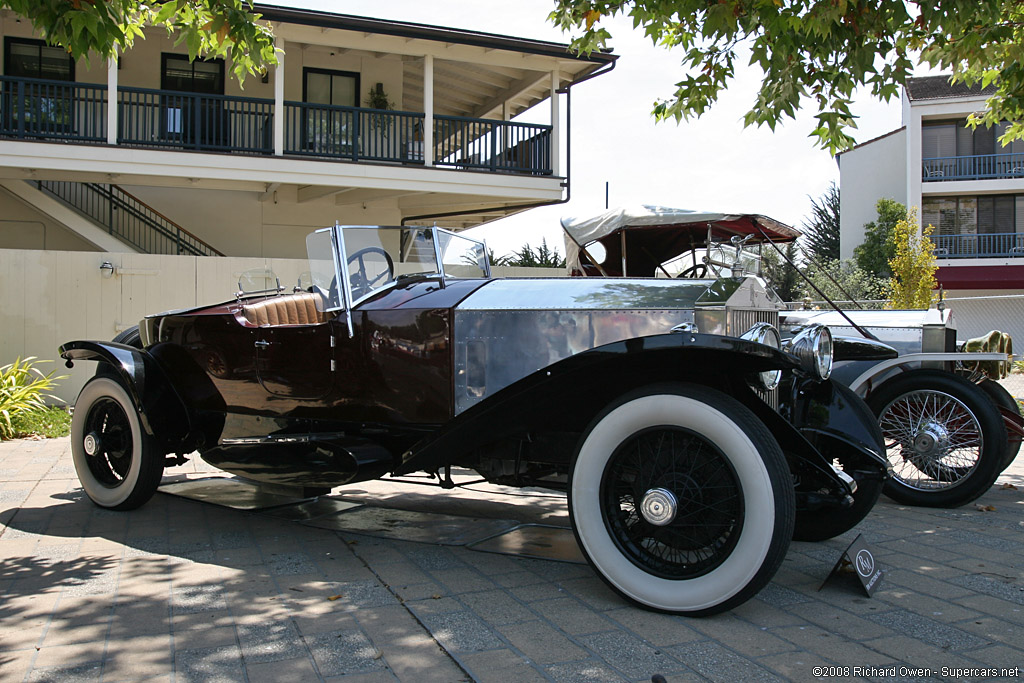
[838,75,1024,293]
[0,4,616,258]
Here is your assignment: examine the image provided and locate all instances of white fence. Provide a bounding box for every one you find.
[0,248,561,404]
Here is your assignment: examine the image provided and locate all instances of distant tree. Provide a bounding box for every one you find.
[487,247,511,267]
[887,208,937,310]
[760,241,801,302]
[801,258,887,307]
[800,183,840,264]
[854,198,905,279]
[550,1,1024,154]
[501,238,566,268]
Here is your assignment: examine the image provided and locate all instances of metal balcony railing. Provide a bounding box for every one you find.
[37,181,223,256]
[118,87,273,154]
[0,76,107,142]
[932,232,1024,259]
[1,76,554,176]
[433,115,552,175]
[922,153,1024,181]
[283,102,426,163]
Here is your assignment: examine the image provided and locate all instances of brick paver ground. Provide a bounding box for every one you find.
[2,436,1023,682]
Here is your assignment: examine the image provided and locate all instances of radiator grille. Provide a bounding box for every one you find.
[726,308,779,337]
[727,308,781,411]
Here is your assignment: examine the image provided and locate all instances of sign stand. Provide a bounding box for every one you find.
[818,533,883,597]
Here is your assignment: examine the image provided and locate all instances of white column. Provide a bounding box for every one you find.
[106,53,118,145]
[423,54,434,167]
[904,94,922,229]
[550,70,561,176]
[274,38,285,156]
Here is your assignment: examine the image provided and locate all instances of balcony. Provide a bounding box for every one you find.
[933,232,1024,258]
[922,153,1024,182]
[0,76,553,176]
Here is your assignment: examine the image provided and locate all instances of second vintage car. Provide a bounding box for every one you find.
[562,205,1021,509]
[61,223,888,616]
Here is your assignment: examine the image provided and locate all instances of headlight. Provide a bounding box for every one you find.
[740,322,782,390]
[787,324,833,380]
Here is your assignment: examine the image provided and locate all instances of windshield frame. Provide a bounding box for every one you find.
[306,223,490,324]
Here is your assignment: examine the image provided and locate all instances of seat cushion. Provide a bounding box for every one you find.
[243,292,329,327]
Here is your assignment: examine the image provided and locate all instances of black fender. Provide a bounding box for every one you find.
[832,335,898,362]
[59,340,193,453]
[396,332,864,491]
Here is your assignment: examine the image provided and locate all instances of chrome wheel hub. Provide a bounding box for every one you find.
[913,422,949,457]
[83,432,100,456]
[639,487,678,526]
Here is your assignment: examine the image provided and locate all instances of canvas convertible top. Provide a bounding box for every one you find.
[561,204,800,276]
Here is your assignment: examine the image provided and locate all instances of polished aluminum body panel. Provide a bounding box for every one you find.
[451,277,782,414]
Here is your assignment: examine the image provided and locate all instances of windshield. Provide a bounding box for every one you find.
[306,225,490,309]
[659,243,763,278]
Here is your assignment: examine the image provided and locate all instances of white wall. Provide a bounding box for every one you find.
[838,129,907,260]
[0,248,562,404]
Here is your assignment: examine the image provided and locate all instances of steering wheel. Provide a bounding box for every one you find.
[677,263,709,279]
[346,247,395,300]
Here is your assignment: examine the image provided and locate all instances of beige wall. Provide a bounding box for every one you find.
[0,19,404,107]
[121,185,403,258]
[0,247,562,404]
[0,186,101,251]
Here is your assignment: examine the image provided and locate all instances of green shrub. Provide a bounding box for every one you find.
[10,406,72,438]
[0,357,67,440]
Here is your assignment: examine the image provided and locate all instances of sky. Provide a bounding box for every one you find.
[272,0,908,258]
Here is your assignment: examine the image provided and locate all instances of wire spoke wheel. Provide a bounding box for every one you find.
[868,370,1006,508]
[878,389,981,490]
[570,384,793,615]
[601,427,742,579]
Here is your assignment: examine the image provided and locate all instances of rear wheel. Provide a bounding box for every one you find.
[868,370,1006,508]
[71,377,163,510]
[569,384,794,616]
[975,378,1022,470]
[111,325,142,348]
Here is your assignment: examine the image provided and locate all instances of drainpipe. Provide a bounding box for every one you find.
[400,59,617,227]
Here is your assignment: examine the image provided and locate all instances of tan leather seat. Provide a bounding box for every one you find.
[243,292,329,327]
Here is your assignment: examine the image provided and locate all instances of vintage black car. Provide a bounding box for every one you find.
[61,223,888,616]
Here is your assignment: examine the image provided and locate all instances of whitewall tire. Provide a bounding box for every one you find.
[569,384,794,616]
[71,377,163,510]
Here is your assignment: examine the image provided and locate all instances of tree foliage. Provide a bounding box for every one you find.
[500,238,567,268]
[800,182,840,264]
[549,1,1024,153]
[854,198,905,279]
[801,258,887,307]
[886,207,937,310]
[0,1,277,85]
[760,240,801,302]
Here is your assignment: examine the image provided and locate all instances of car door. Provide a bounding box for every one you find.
[254,322,334,399]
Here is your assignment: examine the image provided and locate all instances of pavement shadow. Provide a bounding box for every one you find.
[0,489,408,680]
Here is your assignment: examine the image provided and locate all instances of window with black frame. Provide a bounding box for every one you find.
[302,68,359,156]
[160,54,225,147]
[3,38,75,135]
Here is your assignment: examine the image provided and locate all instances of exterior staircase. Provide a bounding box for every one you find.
[34,181,222,256]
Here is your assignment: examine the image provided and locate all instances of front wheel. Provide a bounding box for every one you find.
[71,377,163,510]
[868,370,1006,508]
[569,384,794,616]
